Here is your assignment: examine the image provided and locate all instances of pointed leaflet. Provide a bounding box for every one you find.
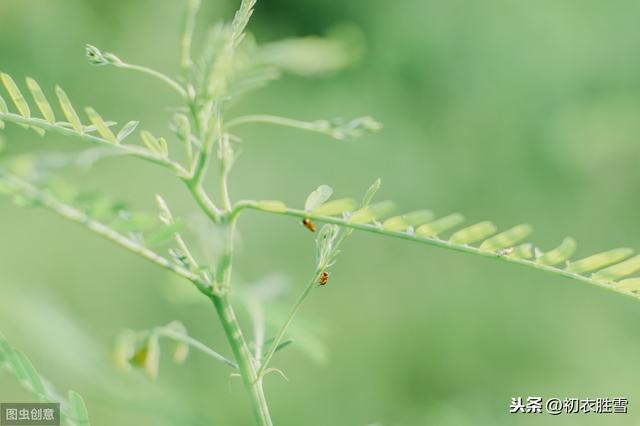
[383,210,434,232]
[113,330,136,372]
[128,335,160,379]
[141,131,168,157]
[4,345,28,381]
[416,213,465,237]
[1,73,30,117]
[26,77,55,123]
[275,339,294,352]
[157,138,168,157]
[537,238,577,266]
[4,351,27,386]
[305,185,333,211]
[166,321,189,364]
[155,194,173,225]
[617,279,640,294]
[362,178,381,207]
[14,350,47,398]
[0,94,6,129]
[592,255,640,281]
[83,121,117,134]
[116,121,139,143]
[55,86,84,134]
[0,93,7,114]
[349,201,394,224]
[0,332,12,363]
[508,243,534,259]
[566,248,634,274]
[311,198,357,216]
[144,335,160,379]
[479,224,533,252]
[85,108,117,144]
[449,221,497,245]
[171,114,192,160]
[68,390,91,426]
[146,220,184,247]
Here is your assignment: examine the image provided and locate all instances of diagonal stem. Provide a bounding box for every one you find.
[256,267,322,380]
[210,294,272,426]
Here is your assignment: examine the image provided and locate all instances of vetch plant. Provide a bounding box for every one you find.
[1,1,639,424]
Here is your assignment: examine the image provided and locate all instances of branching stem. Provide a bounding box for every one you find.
[230,201,639,302]
[210,294,272,426]
[0,170,211,295]
[0,113,189,178]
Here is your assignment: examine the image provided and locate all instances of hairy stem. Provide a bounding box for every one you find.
[210,294,272,426]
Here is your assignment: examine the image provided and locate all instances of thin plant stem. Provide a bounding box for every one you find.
[256,267,322,379]
[187,182,222,223]
[230,201,640,303]
[1,170,211,295]
[226,115,326,133]
[155,327,238,370]
[0,113,189,178]
[114,62,188,98]
[180,0,201,70]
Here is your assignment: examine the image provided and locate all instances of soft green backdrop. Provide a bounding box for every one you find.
[2,1,640,425]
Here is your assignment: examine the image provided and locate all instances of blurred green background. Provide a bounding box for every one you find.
[2,0,640,425]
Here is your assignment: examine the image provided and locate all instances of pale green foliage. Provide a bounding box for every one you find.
[0,332,91,426]
[383,210,434,232]
[231,180,640,301]
[350,201,395,224]
[1,1,639,425]
[449,221,497,245]
[479,224,532,251]
[304,184,333,211]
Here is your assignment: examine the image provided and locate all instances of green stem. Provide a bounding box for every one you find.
[0,113,189,178]
[230,201,640,302]
[257,268,321,379]
[155,327,238,369]
[180,0,201,70]
[187,182,222,223]
[210,294,272,426]
[115,63,187,98]
[225,115,331,136]
[0,170,210,294]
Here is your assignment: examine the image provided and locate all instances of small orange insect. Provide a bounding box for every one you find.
[318,271,329,286]
[302,218,316,232]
